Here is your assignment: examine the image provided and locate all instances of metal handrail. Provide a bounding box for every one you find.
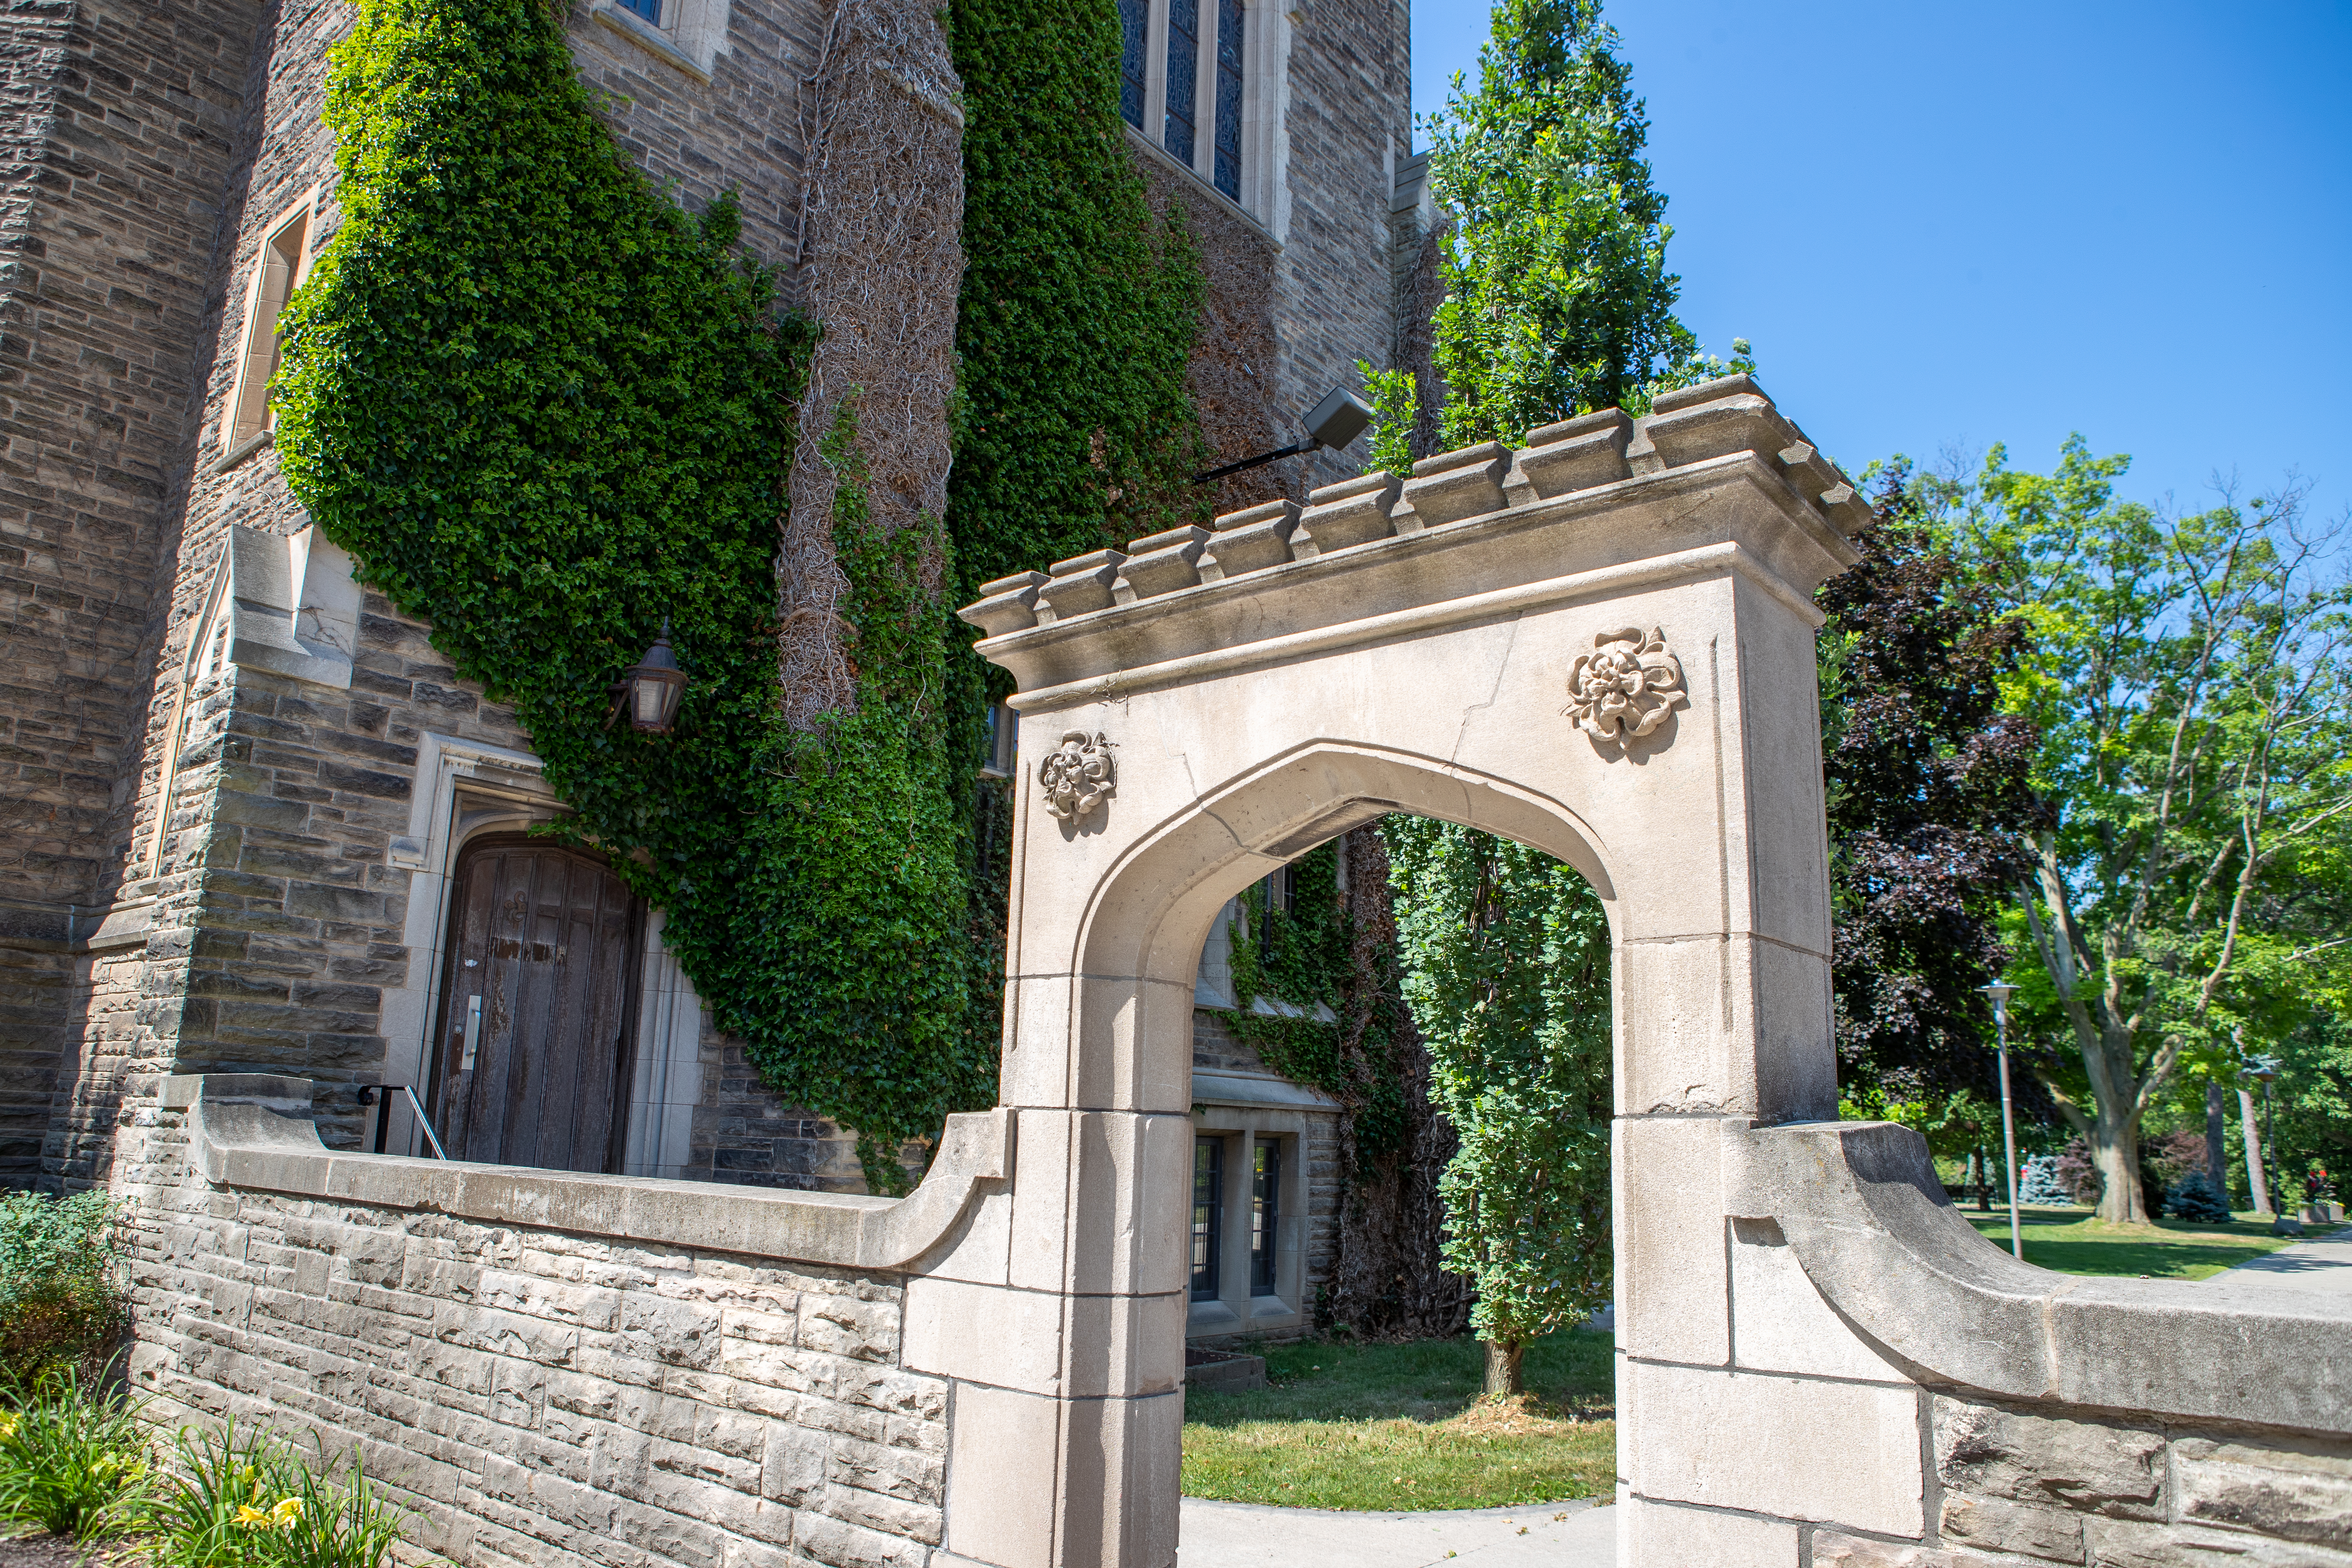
[356,1084,448,1160]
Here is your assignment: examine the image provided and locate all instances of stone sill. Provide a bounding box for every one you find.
[209,429,271,475]
[163,1073,1008,1271]
[587,0,711,83]
[1731,1120,2352,1436]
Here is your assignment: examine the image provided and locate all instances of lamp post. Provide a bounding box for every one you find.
[2250,1057,2280,1218]
[1981,982,2023,1259]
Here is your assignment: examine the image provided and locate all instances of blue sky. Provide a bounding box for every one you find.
[1408,1,2352,525]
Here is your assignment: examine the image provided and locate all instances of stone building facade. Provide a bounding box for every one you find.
[0,0,1418,1345]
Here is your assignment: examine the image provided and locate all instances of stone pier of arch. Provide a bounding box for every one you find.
[139,376,2351,1568]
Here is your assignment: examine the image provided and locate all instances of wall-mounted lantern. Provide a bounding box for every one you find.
[609,619,687,734]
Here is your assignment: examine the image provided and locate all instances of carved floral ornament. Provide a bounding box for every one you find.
[1564,626,1688,749]
[1038,729,1117,820]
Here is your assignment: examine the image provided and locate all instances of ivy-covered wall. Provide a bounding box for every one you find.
[264,0,1207,1186]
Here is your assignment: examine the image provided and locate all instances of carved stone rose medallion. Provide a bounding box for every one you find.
[1565,626,1688,748]
[1038,729,1117,820]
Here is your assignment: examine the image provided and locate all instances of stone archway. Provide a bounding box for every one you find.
[145,376,2348,1568]
[926,379,1860,1566]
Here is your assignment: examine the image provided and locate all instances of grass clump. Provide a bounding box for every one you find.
[1182,1331,1614,1510]
[0,1364,152,1539]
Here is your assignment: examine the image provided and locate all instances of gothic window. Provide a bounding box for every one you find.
[1164,0,1200,168]
[223,192,318,456]
[619,0,660,21]
[1213,0,1243,200]
[1122,0,1273,221]
[1118,0,1148,130]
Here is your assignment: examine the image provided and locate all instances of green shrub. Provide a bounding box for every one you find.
[0,1362,153,1538]
[0,1191,130,1380]
[146,1421,405,1568]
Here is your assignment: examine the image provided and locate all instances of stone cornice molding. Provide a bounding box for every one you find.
[161,1074,1012,1272]
[1729,1120,2352,1435]
[962,376,1865,709]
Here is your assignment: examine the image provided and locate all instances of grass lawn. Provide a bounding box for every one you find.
[1181,1330,1614,1510]
[1960,1204,2302,1279]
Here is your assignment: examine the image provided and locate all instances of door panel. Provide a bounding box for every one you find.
[430,839,642,1172]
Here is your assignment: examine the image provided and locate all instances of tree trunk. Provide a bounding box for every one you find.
[2205,1081,2228,1187]
[1483,1338,1524,1397]
[2089,1104,2150,1224]
[2239,1087,2273,1216]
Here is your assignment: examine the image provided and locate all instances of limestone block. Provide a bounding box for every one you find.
[903,1276,1180,1398]
[1613,937,1755,1118]
[998,971,1193,1114]
[795,1509,934,1568]
[2173,1431,2352,1547]
[1296,472,1401,552]
[1114,527,1211,604]
[959,572,1048,637]
[1613,1115,1730,1366]
[942,1381,1060,1566]
[1200,498,1304,580]
[2082,1516,2352,1567]
[1006,1109,1189,1297]
[1812,1532,2041,1567]
[1935,1396,2164,1520]
[1637,380,1792,471]
[616,1292,722,1369]
[1035,551,1126,624]
[1623,1360,1922,1535]
[1941,1494,2089,1562]
[1726,1217,1905,1382]
[799,1292,897,1363]
[1401,441,1509,527]
[1620,1495,1799,1565]
[1516,409,1634,498]
[1057,1389,1183,1568]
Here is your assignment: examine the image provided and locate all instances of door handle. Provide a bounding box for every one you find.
[460,993,482,1071]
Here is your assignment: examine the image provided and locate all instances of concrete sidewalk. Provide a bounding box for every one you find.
[1179,1496,1617,1568]
[2208,1223,2352,1300]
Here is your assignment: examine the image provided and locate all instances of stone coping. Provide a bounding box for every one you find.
[959,374,1868,708]
[1732,1120,2352,1436]
[161,1074,1010,1272]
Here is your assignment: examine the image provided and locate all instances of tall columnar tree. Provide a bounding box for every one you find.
[1384,821,1612,1395]
[1929,439,2352,1223]
[1396,0,1743,1393]
[1425,0,1703,446]
[1819,462,2046,1114]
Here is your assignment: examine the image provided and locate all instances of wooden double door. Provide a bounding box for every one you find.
[428,837,643,1173]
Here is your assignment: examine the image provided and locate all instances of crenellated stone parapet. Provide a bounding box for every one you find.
[959,374,1868,708]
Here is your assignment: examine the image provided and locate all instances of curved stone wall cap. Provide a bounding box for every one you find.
[1730,1121,2352,1436]
[173,1075,1011,1272]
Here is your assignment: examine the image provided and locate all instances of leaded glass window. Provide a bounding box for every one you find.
[1164,0,1199,168]
[1118,0,1148,130]
[1213,0,1243,199]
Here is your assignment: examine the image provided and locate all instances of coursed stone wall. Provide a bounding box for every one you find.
[128,1096,946,1568]
[1811,1393,2352,1566]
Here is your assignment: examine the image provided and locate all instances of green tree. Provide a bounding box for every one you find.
[1425,0,1699,445]
[1393,0,1744,1392]
[1930,441,2352,1223]
[1384,821,1612,1396]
